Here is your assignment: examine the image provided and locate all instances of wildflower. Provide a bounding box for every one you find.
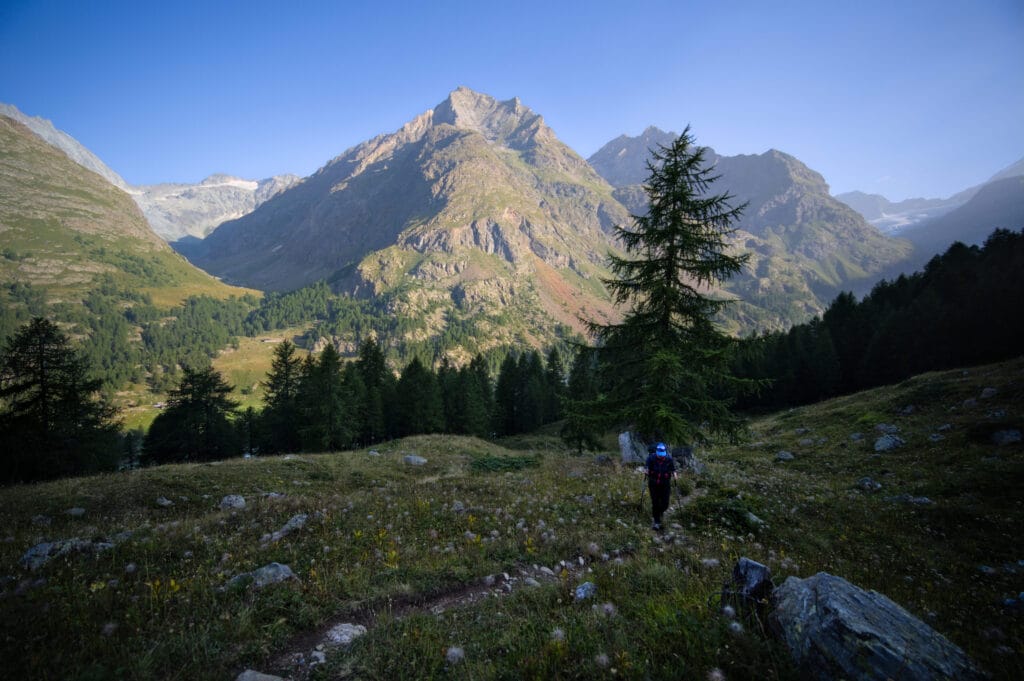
[595,653,610,668]
[551,628,566,642]
[728,620,743,634]
[722,605,736,619]
[445,646,465,664]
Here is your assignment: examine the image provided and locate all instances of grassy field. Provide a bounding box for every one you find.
[1,358,1021,679]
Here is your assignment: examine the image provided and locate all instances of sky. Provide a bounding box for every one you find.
[1,0,1022,200]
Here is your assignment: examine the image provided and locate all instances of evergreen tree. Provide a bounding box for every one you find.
[144,365,240,463]
[297,344,353,451]
[0,317,120,482]
[492,353,519,436]
[543,347,567,423]
[260,340,303,453]
[394,357,444,436]
[586,126,753,446]
[517,351,546,433]
[560,346,603,454]
[355,338,389,443]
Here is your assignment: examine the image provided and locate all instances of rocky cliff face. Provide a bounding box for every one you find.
[589,129,913,329]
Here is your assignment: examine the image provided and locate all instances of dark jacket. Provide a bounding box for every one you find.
[646,453,675,486]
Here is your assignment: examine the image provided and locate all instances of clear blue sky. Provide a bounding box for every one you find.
[1,0,1022,200]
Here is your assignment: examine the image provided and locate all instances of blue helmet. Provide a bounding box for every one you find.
[655,442,667,456]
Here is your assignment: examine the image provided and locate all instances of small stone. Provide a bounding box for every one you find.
[857,477,882,492]
[775,451,795,462]
[928,433,945,442]
[235,672,286,681]
[445,646,465,664]
[798,438,814,447]
[875,423,900,434]
[701,558,721,569]
[575,581,597,601]
[154,496,174,507]
[937,423,952,431]
[66,507,86,517]
[795,428,810,435]
[849,432,864,442]
[324,622,366,648]
[874,434,905,452]
[219,495,246,511]
[404,455,428,466]
[980,387,997,399]
[125,562,137,574]
[368,450,381,457]
[524,577,541,587]
[309,650,326,665]
[992,430,1021,446]
[451,500,465,513]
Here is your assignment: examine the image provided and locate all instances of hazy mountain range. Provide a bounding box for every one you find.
[835,156,1024,234]
[2,88,1021,356]
[0,103,298,241]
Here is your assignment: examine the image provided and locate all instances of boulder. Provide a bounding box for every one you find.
[229,562,297,589]
[618,432,647,464]
[771,572,985,680]
[723,557,774,616]
[220,495,246,510]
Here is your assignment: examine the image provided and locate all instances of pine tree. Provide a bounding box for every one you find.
[144,365,239,463]
[260,340,303,453]
[587,126,753,446]
[0,317,121,482]
[560,346,603,454]
[297,344,353,451]
[394,357,444,436]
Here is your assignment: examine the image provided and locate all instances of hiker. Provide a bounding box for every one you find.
[645,442,677,530]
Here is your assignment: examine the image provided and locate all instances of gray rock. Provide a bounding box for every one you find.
[885,493,934,506]
[849,432,864,442]
[19,538,111,571]
[771,572,985,680]
[992,429,1021,446]
[155,496,174,508]
[873,434,905,452]
[66,507,86,517]
[235,671,286,681]
[618,431,647,464]
[265,514,308,543]
[451,500,466,513]
[980,387,997,399]
[404,455,428,466]
[368,450,381,457]
[446,646,465,664]
[928,433,945,442]
[219,495,246,510]
[524,577,541,587]
[775,451,795,462]
[728,557,774,604]
[856,477,882,492]
[798,438,814,447]
[324,622,367,648]
[575,581,597,601]
[230,562,297,589]
[874,423,900,434]
[987,409,1007,419]
[795,428,810,435]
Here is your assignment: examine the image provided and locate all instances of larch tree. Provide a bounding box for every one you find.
[581,125,754,447]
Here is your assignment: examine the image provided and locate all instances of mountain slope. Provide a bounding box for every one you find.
[589,129,913,328]
[0,103,131,192]
[902,176,1024,259]
[191,87,629,351]
[0,115,247,306]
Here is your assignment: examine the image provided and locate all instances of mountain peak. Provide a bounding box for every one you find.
[433,87,543,147]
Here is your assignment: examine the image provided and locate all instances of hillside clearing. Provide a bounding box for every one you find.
[1,358,1021,679]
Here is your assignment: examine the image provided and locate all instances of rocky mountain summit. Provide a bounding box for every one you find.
[191,87,629,350]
